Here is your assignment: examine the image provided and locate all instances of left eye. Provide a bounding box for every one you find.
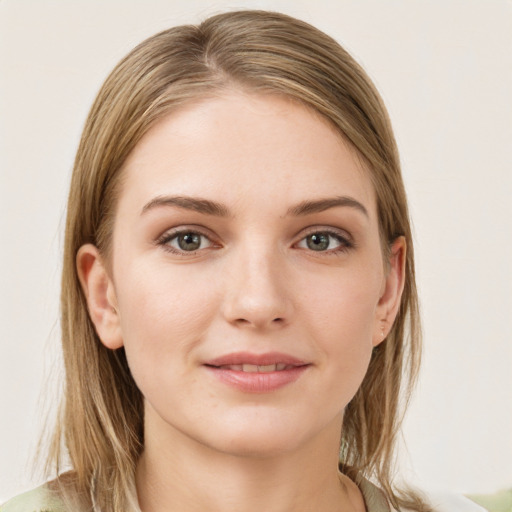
[296,232,347,252]
[164,231,213,252]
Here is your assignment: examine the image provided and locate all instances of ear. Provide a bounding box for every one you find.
[373,236,406,347]
[76,243,124,350]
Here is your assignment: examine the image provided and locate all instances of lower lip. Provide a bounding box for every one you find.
[204,365,309,393]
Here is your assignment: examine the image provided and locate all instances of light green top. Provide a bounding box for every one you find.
[1,479,498,512]
[469,489,512,512]
[0,485,66,512]
[1,479,390,512]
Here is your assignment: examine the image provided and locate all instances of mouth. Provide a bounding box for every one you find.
[203,352,310,393]
[204,351,308,370]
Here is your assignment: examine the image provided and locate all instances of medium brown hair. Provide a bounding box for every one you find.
[52,10,425,511]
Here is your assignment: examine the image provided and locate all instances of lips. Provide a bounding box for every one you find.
[203,352,310,393]
[205,352,307,368]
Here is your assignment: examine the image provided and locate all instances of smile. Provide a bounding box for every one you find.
[203,352,310,393]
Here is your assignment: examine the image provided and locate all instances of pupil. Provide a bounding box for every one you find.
[178,233,201,251]
[307,233,329,251]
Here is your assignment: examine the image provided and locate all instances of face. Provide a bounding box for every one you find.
[80,91,404,459]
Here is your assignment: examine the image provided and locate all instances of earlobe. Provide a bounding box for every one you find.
[373,236,406,347]
[76,244,124,350]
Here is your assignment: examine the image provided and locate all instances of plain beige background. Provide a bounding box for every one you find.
[1,0,511,502]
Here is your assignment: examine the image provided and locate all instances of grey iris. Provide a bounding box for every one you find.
[178,233,201,251]
[306,233,330,251]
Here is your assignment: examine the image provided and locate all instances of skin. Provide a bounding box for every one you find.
[78,90,405,512]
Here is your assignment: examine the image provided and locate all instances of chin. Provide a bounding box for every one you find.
[214,434,303,459]
[198,417,320,459]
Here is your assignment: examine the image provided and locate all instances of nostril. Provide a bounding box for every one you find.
[233,317,285,327]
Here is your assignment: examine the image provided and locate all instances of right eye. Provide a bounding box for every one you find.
[159,230,214,254]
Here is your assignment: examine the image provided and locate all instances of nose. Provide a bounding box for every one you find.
[221,245,293,330]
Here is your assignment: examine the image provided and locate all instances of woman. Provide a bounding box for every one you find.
[1,10,485,512]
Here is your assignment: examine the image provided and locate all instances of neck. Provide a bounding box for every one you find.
[135,407,365,512]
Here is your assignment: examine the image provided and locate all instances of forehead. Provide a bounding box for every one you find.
[119,91,376,218]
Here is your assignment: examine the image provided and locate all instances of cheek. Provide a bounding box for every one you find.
[303,265,381,339]
[114,260,220,382]
[298,265,382,387]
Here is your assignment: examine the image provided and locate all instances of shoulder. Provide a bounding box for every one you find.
[358,478,488,512]
[425,491,490,512]
[467,488,512,512]
[0,484,66,512]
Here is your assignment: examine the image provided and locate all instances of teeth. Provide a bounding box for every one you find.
[242,364,259,372]
[221,363,290,372]
[258,364,277,373]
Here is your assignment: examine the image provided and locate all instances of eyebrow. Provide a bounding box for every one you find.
[141,195,230,217]
[286,196,369,217]
[141,194,368,218]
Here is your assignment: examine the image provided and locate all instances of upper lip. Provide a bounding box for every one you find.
[204,352,309,367]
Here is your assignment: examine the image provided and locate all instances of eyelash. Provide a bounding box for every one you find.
[156,228,217,255]
[296,229,354,255]
[156,227,354,256]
